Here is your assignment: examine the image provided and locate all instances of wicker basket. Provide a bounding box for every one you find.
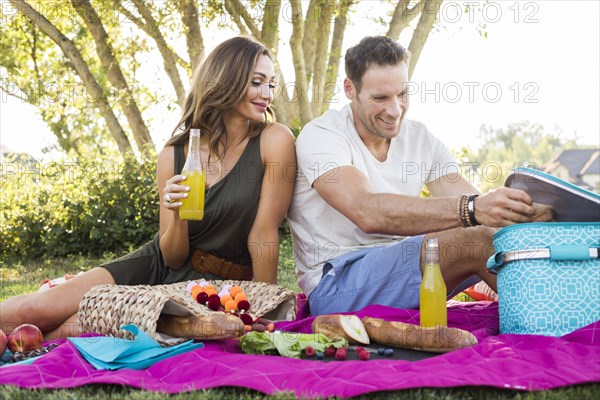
[78,280,297,345]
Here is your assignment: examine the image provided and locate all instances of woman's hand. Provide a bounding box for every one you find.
[161,174,190,210]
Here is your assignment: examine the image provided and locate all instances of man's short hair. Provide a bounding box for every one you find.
[345,36,411,93]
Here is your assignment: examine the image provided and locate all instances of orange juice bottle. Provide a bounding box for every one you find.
[179,129,205,220]
[420,238,447,328]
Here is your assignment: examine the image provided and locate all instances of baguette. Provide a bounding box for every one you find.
[157,313,245,340]
[312,314,370,344]
[362,317,477,353]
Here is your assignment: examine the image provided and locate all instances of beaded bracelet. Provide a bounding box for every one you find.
[458,194,470,228]
[458,194,479,227]
[456,195,464,226]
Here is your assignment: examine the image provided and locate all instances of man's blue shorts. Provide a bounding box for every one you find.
[308,235,480,315]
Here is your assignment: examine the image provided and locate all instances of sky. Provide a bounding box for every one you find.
[1,0,599,160]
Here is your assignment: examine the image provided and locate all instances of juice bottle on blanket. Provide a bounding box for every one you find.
[179,128,206,221]
[420,238,447,328]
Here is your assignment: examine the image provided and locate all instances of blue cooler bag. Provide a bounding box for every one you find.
[487,222,600,336]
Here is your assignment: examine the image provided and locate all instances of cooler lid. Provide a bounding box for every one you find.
[505,167,600,222]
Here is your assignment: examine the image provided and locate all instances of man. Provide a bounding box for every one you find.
[287,36,552,315]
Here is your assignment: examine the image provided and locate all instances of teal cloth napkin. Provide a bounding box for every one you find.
[68,324,203,370]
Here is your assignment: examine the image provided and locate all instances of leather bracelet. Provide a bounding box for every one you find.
[467,194,480,226]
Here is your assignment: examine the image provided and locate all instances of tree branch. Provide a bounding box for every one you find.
[222,0,249,35]
[8,0,132,154]
[0,83,28,102]
[71,0,153,153]
[387,0,409,40]
[177,0,204,71]
[115,3,189,71]
[224,0,261,38]
[121,0,187,105]
[407,0,443,78]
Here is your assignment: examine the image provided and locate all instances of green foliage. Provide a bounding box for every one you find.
[0,152,158,260]
[465,121,573,192]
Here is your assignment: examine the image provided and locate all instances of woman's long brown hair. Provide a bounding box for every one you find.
[165,36,274,161]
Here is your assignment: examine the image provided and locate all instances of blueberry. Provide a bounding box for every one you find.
[316,352,324,360]
[384,348,394,357]
[1,354,12,363]
[377,348,385,355]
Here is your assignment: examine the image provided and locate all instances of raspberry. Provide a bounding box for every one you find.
[357,349,370,361]
[335,347,347,360]
[304,346,316,357]
[324,346,336,357]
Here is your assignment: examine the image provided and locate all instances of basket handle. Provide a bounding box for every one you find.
[487,245,600,273]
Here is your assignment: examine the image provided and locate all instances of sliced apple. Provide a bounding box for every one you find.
[312,314,370,345]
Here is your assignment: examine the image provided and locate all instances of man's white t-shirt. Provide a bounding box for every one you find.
[287,104,457,296]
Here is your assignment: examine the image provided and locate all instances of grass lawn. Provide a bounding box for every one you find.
[1,233,598,399]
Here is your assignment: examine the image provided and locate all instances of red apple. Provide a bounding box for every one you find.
[0,329,7,354]
[7,324,43,353]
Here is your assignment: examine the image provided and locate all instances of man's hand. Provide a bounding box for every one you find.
[474,187,553,227]
[532,202,555,222]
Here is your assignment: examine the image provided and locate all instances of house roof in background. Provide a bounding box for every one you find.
[580,151,600,175]
[546,149,599,177]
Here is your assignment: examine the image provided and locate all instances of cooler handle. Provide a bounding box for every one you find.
[487,245,600,272]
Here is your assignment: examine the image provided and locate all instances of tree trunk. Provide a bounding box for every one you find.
[8,0,132,154]
[272,64,292,127]
[302,0,319,84]
[387,0,423,41]
[407,0,443,78]
[311,0,335,117]
[178,0,204,72]
[289,0,313,127]
[261,0,282,56]
[323,0,353,115]
[124,0,187,106]
[71,0,153,155]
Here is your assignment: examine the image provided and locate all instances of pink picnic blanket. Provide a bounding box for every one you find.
[1,301,599,398]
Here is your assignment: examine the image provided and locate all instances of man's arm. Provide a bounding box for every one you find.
[313,168,545,236]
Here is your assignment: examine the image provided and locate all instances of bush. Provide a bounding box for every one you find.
[1,152,158,260]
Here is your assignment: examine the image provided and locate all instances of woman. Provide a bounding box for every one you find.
[0,36,296,339]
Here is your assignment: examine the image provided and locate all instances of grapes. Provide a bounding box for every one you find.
[0,343,59,365]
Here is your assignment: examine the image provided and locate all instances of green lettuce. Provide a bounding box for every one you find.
[238,331,347,358]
